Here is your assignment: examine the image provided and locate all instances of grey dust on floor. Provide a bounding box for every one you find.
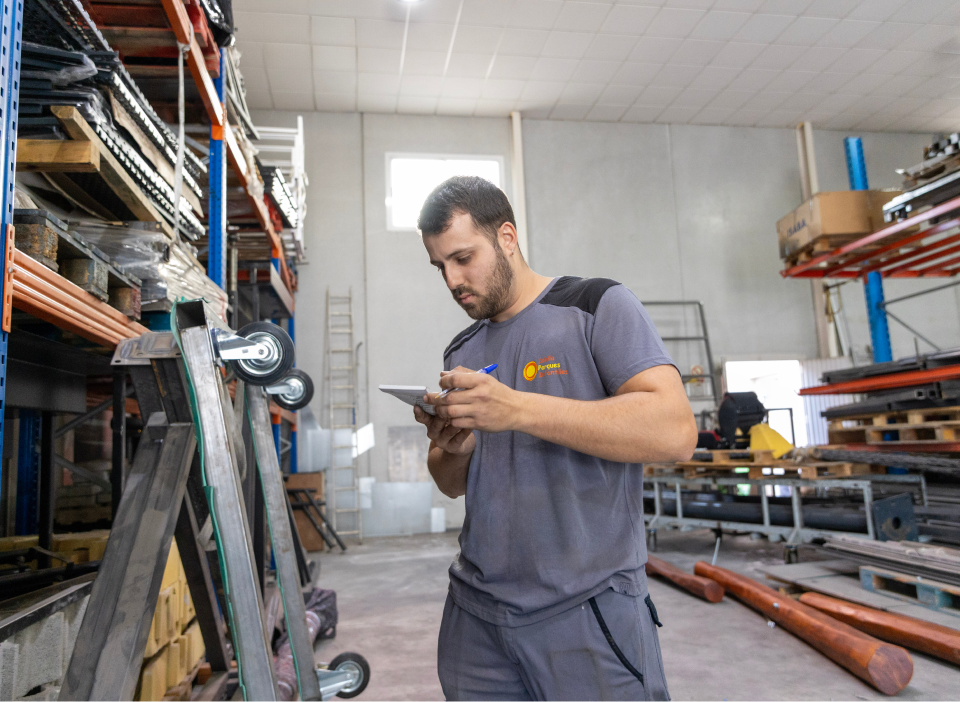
[309,529,960,701]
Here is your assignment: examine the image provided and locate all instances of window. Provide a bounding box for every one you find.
[385,153,504,231]
[723,360,808,447]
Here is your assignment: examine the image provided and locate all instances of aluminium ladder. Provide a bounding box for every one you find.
[325,289,362,542]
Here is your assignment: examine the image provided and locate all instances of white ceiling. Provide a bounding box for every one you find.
[232,0,960,132]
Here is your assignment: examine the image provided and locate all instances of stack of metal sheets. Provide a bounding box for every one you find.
[22,0,206,239]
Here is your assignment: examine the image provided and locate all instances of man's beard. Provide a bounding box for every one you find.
[452,244,515,320]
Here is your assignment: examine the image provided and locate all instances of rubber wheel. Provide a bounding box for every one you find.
[231,322,295,386]
[272,369,314,411]
[330,652,370,699]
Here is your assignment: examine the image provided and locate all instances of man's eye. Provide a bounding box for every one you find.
[457,257,470,264]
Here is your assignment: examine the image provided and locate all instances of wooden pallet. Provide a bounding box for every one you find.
[644,459,874,480]
[829,405,960,446]
[860,565,960,618]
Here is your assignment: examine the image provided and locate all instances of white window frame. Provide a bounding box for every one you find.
[384,152,506,232]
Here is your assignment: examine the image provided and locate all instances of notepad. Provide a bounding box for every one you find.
[379,385,436,415]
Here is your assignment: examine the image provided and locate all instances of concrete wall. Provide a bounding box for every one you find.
[252,108,953,531]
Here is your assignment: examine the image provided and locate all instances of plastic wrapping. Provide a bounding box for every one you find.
[72,223,228,320]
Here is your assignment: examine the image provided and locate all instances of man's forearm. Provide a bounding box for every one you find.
[511,391,697,464]
[428,444,472,498]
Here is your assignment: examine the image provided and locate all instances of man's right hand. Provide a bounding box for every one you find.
[414,403,476,456]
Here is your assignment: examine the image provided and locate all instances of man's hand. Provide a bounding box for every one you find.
[413,403,476,455]
[430,366,523,433]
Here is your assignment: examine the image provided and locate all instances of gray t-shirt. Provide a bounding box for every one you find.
[443,276,678,626]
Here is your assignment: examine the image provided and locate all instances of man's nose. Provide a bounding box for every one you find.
[445,268,464,290]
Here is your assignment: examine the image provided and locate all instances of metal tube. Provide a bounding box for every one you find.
[863,483,875,540]
[112,371,127,518]
[38,413,54,569]
[675,482,683,519]
[179,326,279,700]
[882,308,941,351]
[791,488,804,531]
[761,486,770,527]
[247,386,321,700]
[55,397,112,439]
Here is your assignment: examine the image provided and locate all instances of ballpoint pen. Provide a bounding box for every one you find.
[436,363,498,399]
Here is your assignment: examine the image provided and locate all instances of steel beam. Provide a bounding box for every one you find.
[799,364,960,395]
[0,0,24,512]
[112,370,127,517]
[59,417,197,700]
[178,325,279,700]
[208,49,227,290]
[248,385,321,700]
[174,480,231,672]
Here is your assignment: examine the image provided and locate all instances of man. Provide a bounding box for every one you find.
[413,175,697,701]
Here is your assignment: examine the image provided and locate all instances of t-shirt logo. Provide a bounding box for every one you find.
[523,361,537,381]
[523,357,568,381]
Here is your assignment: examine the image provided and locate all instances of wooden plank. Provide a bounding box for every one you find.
[17,140,100,172]
[50,106,170,232]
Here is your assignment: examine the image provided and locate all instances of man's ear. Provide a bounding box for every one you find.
[497,222,519,256]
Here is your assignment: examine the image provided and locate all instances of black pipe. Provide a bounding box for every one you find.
[643,494,869,533]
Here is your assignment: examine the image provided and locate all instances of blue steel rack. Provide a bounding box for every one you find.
[0,0,24,522]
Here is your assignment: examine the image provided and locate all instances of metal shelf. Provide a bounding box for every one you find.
[158,0,296,297]
[11,248,147,348]
[781,193,960,280]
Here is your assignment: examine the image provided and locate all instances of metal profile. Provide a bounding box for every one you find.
[12,248,147,347]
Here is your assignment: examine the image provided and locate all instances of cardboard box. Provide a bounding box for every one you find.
[777,190,900,260]
[285,472,327,552]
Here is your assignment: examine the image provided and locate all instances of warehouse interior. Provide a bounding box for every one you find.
[2,0,960,700]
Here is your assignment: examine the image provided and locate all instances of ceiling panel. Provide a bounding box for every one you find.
[234,0,960,131]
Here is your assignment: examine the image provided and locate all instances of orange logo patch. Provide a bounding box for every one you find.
[523,357,569,381]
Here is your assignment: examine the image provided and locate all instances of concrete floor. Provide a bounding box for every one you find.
[312,529,960,701]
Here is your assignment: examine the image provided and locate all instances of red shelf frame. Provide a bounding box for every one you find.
[781,193,960,280]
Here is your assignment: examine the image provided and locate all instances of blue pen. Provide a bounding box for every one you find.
[437,363,498,399]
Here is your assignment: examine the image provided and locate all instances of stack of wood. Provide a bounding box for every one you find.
[644,448,877,480]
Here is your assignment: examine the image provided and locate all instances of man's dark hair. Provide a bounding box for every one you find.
[417,175,516,244]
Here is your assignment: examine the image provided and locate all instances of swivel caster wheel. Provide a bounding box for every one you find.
[327,652,369,699]
[267,369,315,411]
[228,322,295,386]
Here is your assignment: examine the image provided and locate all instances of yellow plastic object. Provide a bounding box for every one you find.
[749,423,794,459]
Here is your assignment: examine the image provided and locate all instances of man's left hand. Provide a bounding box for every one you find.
[431,366,523,432]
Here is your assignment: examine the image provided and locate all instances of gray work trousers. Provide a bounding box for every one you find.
[437,588,670,701]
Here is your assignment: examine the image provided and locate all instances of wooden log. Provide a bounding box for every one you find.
[694,561,913,696]
[799,591,960,667]
[645,555,724,603]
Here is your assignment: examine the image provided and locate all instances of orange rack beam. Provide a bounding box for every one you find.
[12,249,147,348]
[160,0,296,296]
[781,193,960,280]
[799,365,960,396]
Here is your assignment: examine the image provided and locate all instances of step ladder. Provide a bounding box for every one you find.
[60,301,362,701]
[326,289,362,542]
